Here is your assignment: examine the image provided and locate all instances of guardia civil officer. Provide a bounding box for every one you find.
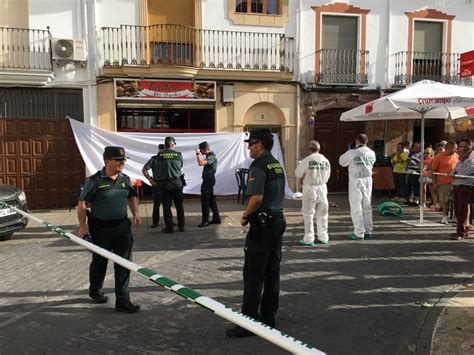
[156,136,185,233]
[295,140,331,246]
[339,134,376,240]
[195,141,221,227]
[142,143,166,228]
[226,128,286,338]
[77,146,141,313]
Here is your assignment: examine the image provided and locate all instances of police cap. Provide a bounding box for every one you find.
[199,141,209,149]
[103,146,128,160]
[165,136,176,147]
[244,128,273,143]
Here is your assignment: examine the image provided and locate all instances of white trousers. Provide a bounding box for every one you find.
[348,177,373,238]
[302,184,329,243]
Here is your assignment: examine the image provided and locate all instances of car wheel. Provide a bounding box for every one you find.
[0,233,13,241]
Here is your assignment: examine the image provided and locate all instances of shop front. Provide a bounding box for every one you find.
[97,79,217,133]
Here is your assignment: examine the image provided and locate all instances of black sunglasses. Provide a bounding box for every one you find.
[248,140,260,147]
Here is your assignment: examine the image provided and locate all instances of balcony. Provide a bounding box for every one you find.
[0,27,54,85]
[101,24,294,80]
[393,51,472,86]
[314,49,369,86]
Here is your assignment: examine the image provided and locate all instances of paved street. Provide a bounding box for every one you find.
[0,196,473,354]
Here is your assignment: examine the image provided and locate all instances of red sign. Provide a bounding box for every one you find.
[460,50,474,78]
[115,79,216,101]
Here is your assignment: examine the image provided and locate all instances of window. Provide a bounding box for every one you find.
[152,42,193,65]
[117,108,214,132]
[412,21,444,80]
[236,0,280,15]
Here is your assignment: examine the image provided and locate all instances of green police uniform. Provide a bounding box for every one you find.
[240,134,286,333]
[200,151,220,224]
[156,148,185,231]
[79,167,138,304]
[143,155,162,226]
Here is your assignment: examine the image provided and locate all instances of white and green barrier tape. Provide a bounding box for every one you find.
[0,201,324,355]
[404,170,474,179]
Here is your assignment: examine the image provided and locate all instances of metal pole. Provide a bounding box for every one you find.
[419,112,425,224]
[0,201,324,355]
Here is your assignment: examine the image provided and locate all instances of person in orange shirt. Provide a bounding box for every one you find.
[431,141,459,224]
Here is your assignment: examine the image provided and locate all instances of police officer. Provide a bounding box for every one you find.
[142,143,166,228]
[156,136,185,233]
[226,129,286,338]
[77,146,141,313]
[195,141,221,227]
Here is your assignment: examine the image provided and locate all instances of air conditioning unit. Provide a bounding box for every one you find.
[52,38,87,61]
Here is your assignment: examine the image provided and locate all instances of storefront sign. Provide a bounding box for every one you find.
[460,50,474,78]
[115,79,216,101]
[453,117,474,132]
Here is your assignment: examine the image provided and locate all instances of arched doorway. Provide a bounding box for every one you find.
[314,108,365,192]
[243,101,285,141]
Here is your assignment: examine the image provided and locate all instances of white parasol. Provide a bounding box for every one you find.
[340,80,474,226]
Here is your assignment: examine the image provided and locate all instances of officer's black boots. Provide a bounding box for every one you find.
[89,292,109,304]
[198,221,210,227]
[115,300,141,313]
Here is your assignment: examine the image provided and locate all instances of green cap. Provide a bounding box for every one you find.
[103,146,128,160]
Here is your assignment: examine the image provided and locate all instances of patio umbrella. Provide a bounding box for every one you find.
[340,80,474,226]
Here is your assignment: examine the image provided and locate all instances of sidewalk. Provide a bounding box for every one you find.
[0,195,472,354]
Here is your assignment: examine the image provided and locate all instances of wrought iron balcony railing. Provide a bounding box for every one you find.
[393,51,472,86]
[101,24,294,72]
[0,27,52,71]
[315,49,369,85]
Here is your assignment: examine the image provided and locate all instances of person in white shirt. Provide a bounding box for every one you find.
[295,141,331,246]
[339,134,376,240]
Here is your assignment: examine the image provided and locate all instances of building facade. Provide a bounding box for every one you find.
[1,0,473,208]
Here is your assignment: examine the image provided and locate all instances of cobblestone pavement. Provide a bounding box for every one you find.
[0,196,473,354]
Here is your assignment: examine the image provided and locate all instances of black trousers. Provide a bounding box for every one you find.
[88,217,133,302]
[152,185,162,225]
[242,212,286,325]
[201,175,220,223]
[160,179,185,230]
[393,172,407,198]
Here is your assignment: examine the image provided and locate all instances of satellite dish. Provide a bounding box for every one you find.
[54,39,74,59]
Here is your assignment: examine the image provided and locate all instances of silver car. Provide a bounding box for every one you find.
[0,184,29,241]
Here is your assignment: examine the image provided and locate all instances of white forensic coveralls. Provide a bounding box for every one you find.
[339,146,376,239]
[295,153,331,243]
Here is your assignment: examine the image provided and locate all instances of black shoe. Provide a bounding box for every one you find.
[161,227,174,233]
[209,219,221,224]
[198,221,210,227]
[150,224,159,229]
[258,314,275,328]
[225,325,255,338]
[89,292,109,304]
[115,300,141,313]
[178,226,185,232]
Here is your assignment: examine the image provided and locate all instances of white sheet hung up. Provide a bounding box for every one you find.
[69,118,295,198]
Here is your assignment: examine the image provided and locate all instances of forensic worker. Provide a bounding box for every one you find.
[226,128,286,338]
[142,143,166,228]
[295,140,331,246]
[156,136,185,233]
[339,134,376,240]
[77,146,141,313]
[195,141,221,227]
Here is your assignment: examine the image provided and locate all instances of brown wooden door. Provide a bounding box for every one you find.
[0,118,84,209]
[314,108,365,192]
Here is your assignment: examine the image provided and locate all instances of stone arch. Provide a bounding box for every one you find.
[243,101,286,126]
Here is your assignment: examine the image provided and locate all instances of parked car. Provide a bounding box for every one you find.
[0,184,29,241]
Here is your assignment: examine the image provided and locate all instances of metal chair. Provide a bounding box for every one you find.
[235,168,249,204]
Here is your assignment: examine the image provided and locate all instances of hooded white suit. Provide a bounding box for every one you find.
[295,153,331,243]
[339,146,376,239]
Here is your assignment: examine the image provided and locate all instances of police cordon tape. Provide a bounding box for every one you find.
[403,170,474,179]
[0,201,324,355]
